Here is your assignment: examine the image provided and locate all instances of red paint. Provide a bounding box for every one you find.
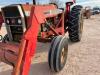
[0,12,4,30]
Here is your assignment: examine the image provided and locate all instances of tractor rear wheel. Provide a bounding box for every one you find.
[48,35,68,72]
[2,34,9,43]
[68,5,84,42]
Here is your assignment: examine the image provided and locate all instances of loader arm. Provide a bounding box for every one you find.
[13,5,64,75]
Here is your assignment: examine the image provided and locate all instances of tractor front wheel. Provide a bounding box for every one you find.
[48,35,68,72]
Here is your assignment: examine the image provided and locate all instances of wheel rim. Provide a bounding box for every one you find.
[61,48,67,65]
[79,11,83,39]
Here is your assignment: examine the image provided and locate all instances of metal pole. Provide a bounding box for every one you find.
[73,0,76,3]
[33,0,36,5]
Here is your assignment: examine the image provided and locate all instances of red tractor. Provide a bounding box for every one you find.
[0,0,83,75]
[0,11,4,40]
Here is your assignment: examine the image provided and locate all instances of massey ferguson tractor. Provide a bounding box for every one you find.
[0,0,83,75]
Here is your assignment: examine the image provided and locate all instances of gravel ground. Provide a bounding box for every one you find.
[0,14,100,75]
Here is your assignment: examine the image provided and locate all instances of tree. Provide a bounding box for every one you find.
[49,0,62,7]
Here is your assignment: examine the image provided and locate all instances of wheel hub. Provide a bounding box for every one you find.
[61,48,66,64]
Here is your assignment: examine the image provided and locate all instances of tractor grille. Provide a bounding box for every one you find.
[2,5,26,42]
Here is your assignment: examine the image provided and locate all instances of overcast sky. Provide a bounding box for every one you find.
[0,0,100,7]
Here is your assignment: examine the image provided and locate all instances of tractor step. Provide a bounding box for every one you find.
[0,42,19,66]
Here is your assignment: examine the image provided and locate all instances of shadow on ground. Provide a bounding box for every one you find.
[29,62,57,75]
[0,62,57,75]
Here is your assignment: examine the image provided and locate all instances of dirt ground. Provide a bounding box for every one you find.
[0,14,100,75]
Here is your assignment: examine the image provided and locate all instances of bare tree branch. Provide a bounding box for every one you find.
[50,0,59,4]
[49,0,62,7]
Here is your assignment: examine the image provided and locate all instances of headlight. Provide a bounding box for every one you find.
[6,19,10,24]
[18,19,22,24]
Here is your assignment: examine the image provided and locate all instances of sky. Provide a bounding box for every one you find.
[0,0,100,7]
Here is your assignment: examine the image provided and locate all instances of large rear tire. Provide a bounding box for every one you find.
[68,5,84,42]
